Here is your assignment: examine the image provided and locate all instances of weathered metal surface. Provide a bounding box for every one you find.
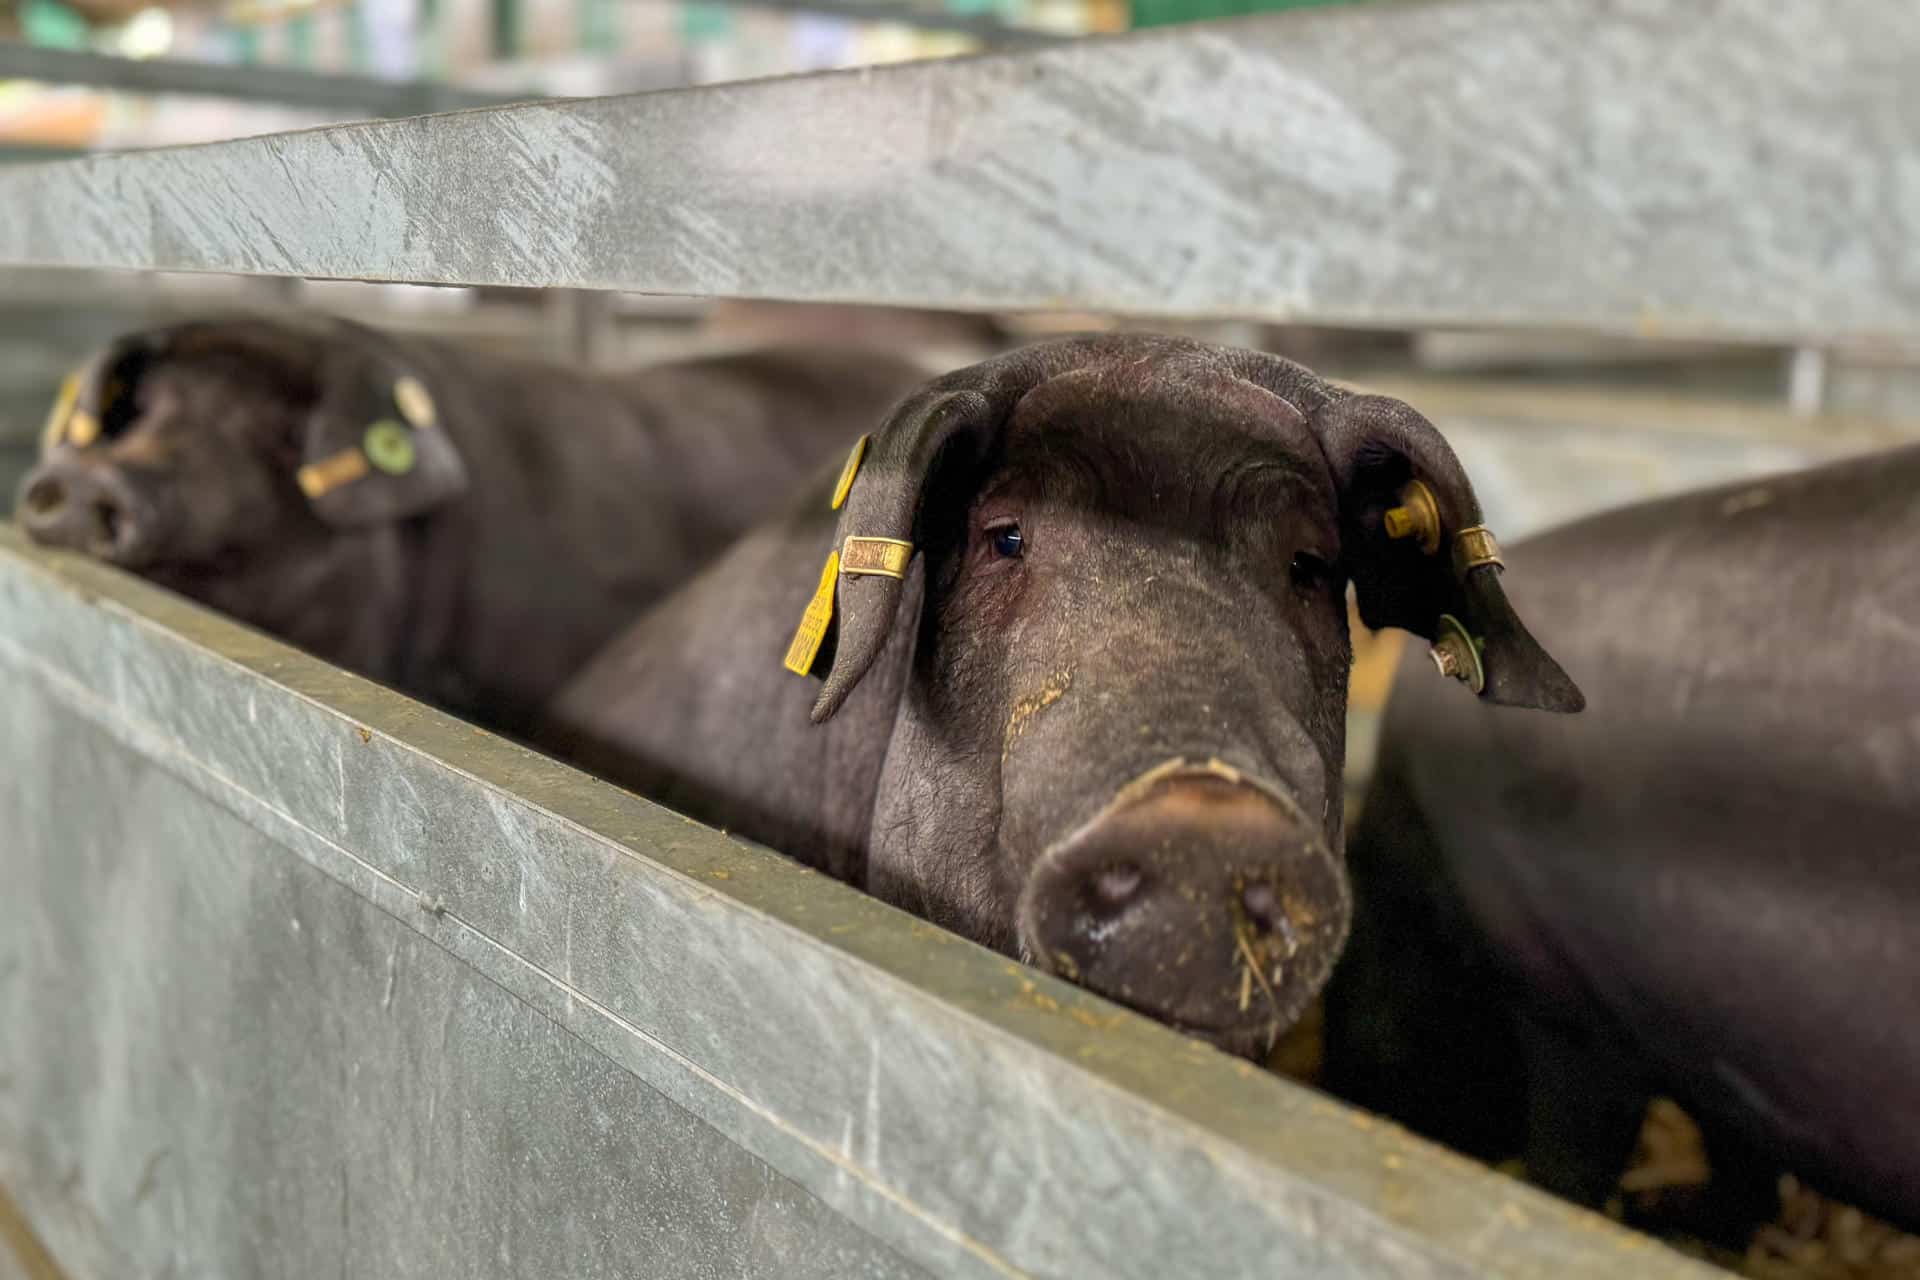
[0,527,1716,1279]
[0,42,528,117]
[0,0,1911,343]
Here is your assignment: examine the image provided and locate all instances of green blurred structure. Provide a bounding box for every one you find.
[1130,0,1354,29]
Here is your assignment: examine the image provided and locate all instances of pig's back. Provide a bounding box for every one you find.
[1369,442,1920,1219]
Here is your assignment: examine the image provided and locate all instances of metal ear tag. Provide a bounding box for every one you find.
[1452,525,1504,576]
[1428,613,1485,694]
[831,434,869,511]
[783,550,840,676]
[1383,479,1442,555]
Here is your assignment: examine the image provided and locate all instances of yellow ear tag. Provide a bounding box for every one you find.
[66,411,101,449]
[831,434,869,511]
[840,536,913,579]
[297,447,371,499]
[393,376,437,429]
[783,550,840,676]
[41,371,82,452]
[1383,479,1442,555]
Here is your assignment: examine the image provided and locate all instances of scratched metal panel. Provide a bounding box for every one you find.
[0,0,1911,344]
[0,529,1717,1280]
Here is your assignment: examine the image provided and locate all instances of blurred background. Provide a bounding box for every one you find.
[5,0,1919,528]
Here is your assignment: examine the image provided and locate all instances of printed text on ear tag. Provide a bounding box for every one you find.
[831,434,869,511]
[41,372,81,452]
[783,550,840,676]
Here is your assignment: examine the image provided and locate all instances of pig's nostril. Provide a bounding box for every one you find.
[24,477,66,517]
[1242,881,1282,934]
[93,497,122,548]
[1090,863,1144,910]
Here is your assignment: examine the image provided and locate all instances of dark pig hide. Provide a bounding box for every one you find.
[17,315,927,732]
[545,334,1581,1058]
[1322,446,1920,1233]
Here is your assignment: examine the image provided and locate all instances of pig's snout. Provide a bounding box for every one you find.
[1018,762,1350,1058]
[17,461,153,565]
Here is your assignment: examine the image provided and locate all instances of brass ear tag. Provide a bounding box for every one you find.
[298,447,371,499]
[1383,479,1442,555]
[783,550,841,676]
[41,372,82,452]
[1452,525,1503,577]
[840,536,912,579]
[393,376,437,429]
[363,420,417,475]
[1428,613,1485,694]
[831,434,869,511]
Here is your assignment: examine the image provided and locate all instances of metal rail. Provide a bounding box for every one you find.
[0,0,1911,343]
[0,41,533,116]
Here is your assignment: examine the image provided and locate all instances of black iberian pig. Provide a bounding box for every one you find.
[17,315,926,732]
[544,334,1580,1057]
[1322,446,1920,1231]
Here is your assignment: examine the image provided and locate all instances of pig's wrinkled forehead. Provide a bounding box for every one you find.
[996,360,1336,498]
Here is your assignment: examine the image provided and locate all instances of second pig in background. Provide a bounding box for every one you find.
[18,313,929,734]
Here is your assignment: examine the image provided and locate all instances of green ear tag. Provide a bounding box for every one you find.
[363,420,416,475]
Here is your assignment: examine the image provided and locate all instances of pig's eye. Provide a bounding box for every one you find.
[987,520,1025,559]
[1289,550,1334,591]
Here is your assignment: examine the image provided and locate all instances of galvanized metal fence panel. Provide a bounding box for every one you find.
[0,531,1718,1279]
[0,0,1913,344]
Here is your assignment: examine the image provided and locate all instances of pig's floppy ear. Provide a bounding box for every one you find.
[794,336,1126,724]
[41,321,291,455]
[1307,392,1582,712]
[295,323,469,527]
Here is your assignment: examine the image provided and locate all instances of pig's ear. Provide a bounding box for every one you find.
[296,330,469,527]
[805,386,1003,723]
[802,337,1127,723]
[45,320,302,455]
[1310,392,1583,713]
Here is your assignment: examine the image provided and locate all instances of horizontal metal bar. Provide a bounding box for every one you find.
[0,0,1914,342]
[0,528,1716,1280]
[0,41,531,115]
